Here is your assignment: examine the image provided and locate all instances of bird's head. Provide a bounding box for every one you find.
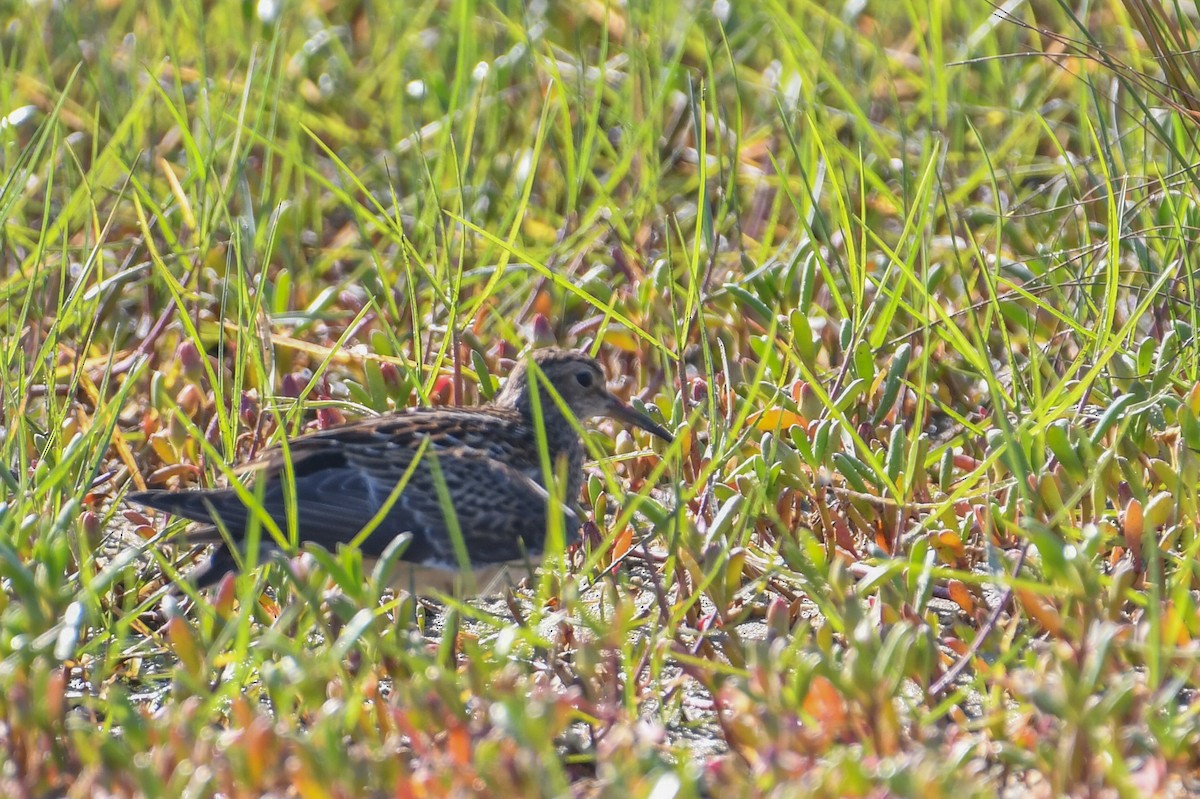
[495,348,673,442]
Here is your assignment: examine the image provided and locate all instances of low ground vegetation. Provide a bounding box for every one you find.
[2,0,1198,795]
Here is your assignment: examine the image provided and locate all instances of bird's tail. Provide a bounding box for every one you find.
[128,490,248,590]
[127,489,237,527]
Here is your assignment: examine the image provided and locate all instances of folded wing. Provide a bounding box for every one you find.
[127,438,579,570]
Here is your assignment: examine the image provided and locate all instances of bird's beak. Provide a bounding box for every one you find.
[604,395,674,443]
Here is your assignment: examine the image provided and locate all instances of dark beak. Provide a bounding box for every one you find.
[605,395,673,443]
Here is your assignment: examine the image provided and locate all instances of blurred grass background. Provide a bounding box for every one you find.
[3,0,1200,795]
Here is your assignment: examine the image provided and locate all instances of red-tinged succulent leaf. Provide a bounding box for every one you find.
[316,407,346,429]
[834,521,861,559]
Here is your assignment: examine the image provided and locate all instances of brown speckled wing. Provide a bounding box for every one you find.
[127,409,578,570]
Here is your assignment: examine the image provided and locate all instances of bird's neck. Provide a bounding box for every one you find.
[502,397,584,501]
[514,399,579,455]
[496,373,581,456]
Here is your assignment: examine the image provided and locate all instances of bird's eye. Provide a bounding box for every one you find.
[575,371,594,388]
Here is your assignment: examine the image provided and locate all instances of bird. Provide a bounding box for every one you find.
[127,348,673,595]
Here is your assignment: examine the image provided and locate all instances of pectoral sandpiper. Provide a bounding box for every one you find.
[127,348,673,595]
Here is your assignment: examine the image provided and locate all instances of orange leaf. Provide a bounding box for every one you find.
[1016,588,1063,635]
[123,509,152,527]
[288,757,326,799]
[146,463,202,484]
[602,329,639,353]
[932,529,965,560]
[257,592,281,620]
[610,526,633,571]
[1162,602,1193,647]
[149,431,179,464]
[874,522,894,555]
[1124,497,1144,561]
[166,617,203,677]
[213,573,237,618]
[447,722,472,767]
[231,695,254,729]
[802,676,847,732]
[749,408,804,432]
[947,579,975,614]
[953,453,981,471]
